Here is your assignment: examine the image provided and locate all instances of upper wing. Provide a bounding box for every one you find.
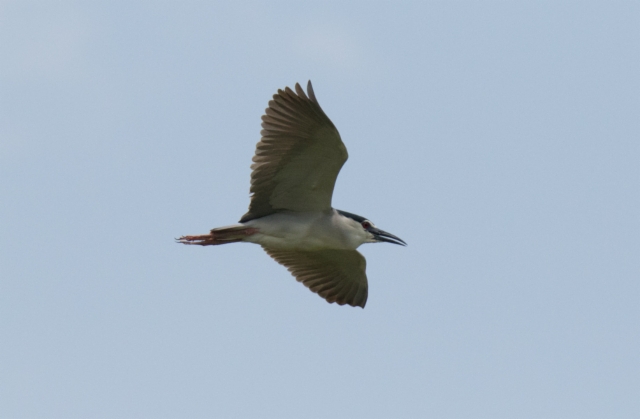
[263,247,368,308]
[240,81,348,222]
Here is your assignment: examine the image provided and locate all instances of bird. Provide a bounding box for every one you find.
[178,81,405,308]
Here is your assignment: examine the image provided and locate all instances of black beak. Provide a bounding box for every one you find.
[369,227,407,246]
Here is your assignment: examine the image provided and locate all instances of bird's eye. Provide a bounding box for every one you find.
[362,221,371,229]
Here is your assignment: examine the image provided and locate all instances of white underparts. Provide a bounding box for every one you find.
[241,209,369,251]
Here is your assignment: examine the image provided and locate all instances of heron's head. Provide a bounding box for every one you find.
[337,210,406,246]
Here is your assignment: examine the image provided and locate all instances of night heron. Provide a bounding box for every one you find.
[178,81,405,308]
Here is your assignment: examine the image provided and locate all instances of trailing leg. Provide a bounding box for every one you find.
[177,224,258,246]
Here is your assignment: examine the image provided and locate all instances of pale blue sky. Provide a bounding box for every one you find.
[1,1,638,418]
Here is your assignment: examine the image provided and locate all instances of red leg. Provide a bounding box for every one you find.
[177,234,218,246]
[177,227,258,246]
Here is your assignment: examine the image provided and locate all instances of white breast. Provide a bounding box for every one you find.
[242,210,368,251]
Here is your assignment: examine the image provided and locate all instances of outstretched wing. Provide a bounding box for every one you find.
[263,247,368,308]
[240,81,348,222]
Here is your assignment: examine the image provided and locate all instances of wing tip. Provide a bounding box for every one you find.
[294,82,307,99]
[352,293,367,308]
[339,300,366,309]
[352,300,367,309]
[331,297,366,309]
[306,80,319,104]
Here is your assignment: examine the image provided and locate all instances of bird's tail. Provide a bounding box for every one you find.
[177,224,258,246]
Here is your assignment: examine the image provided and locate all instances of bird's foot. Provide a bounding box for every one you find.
[177,227,259,246]
[176,234,217,246]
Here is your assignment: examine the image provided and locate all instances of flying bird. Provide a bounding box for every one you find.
[178,81,405,308]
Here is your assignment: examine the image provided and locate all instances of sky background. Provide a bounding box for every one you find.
[1,1,638,418]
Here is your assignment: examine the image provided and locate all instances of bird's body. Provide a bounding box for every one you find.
[179,81,405,308]
[243,209,368,251]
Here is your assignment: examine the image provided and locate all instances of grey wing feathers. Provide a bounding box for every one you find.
[240,81,348,222]
[263,248,368,308]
